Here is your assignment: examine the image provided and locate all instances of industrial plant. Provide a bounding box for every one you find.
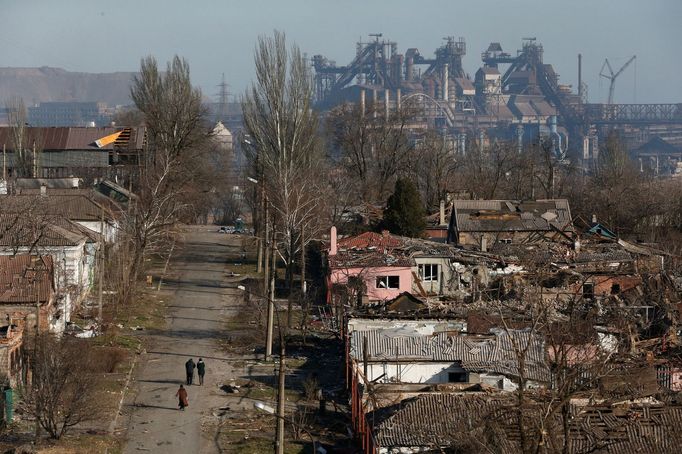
[313,35,682,171]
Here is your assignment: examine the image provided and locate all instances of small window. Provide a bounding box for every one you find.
[376,276,400,289]
[448,372,467,383]
[611,283,621,294]
[418,264,439,282]
[582,282,594,300]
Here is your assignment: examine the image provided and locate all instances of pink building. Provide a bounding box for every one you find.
[327,228,413,304]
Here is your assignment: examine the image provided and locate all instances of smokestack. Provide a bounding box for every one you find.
[384,89,390,120]
[360,89,366,117]
[406,56,414,82]
[439,200,446,226]
[578,53,582,101]
[330,226,337,256]
[396,88,401,111]
[442,63,449,101]
[372,89,378,118]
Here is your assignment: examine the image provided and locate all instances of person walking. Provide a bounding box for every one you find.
[197,358,206,385]
[185,358,196,385]
[176,384,189,410]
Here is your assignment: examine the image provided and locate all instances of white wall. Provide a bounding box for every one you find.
[348,318,467,335]
[366,362,467,384]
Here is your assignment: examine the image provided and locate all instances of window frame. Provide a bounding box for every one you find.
[376,275,400,289]
[418,263,439,282]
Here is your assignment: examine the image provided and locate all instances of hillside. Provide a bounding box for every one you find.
[0,67,135,106]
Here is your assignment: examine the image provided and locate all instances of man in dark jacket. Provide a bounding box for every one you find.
[185,358,196,385]
[197,358,206,385]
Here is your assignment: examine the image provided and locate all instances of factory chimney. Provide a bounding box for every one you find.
[372,89,378,118]
[360,89,366,117]
[578,53,583,101]
[384,89,390,120]
[330,226,337,256]
[442,63,449,102]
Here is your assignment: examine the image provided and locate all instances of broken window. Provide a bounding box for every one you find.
[418,264,439,282]
[376,275,400,289]
[582,282,594,300]
[448,372,467,383]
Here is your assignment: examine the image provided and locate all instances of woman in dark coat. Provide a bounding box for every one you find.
[176,384,189,410]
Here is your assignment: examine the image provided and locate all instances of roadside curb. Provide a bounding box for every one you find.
[108,350,140,434]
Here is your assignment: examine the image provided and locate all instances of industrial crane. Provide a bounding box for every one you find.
[599,55,636,104]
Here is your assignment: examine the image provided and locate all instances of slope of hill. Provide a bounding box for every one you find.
[0,67,135,106]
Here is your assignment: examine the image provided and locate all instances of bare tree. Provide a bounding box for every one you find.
[118,55,209,304]
[131,56,206,161]
[411,131,461,210]
[242,31,323,319]
[4,96,44,178]
[327,100,418,203]
[19,335,103,439]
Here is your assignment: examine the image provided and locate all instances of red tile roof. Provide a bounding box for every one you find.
[338,231,403,251]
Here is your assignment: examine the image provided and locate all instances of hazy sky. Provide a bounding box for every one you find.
[2,0,680,104]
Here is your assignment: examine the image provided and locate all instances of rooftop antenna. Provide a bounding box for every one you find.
[599,55,636,104]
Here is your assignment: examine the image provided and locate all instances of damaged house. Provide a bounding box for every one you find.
[326,227,530,305]
[0,255,55,386]
[447,199,574,249]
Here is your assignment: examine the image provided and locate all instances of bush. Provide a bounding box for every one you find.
[92,347,128,373]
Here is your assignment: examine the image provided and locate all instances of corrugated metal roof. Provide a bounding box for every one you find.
[351,329,549,382]
[452,199,572,233]
[0,126,146,151]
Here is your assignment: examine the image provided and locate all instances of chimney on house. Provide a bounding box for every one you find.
[330,226,337,256]
[71,177,79,189]
[439,200,446,226]
[40,184,47,196]
[591,214,597,224]
[481,237,487,252]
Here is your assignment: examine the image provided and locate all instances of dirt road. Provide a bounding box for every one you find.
[120,227,246,454]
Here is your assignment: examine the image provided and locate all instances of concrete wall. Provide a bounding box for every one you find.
[412,257,454,295]
[365,362,467,384]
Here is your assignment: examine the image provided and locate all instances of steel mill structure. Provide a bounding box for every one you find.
[313,35,682,171]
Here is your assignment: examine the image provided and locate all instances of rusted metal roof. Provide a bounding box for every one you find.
[0,255,53,303]
[0,126,146,151]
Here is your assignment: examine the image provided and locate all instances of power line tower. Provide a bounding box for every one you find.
[215,73,230,123]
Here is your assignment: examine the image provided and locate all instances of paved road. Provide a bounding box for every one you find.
[121,227,245,454]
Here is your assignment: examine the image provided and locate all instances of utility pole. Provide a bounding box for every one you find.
[265,235,276,360]
[98,207,104,323]
[262,198,270,297]
[275,323,286,454]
